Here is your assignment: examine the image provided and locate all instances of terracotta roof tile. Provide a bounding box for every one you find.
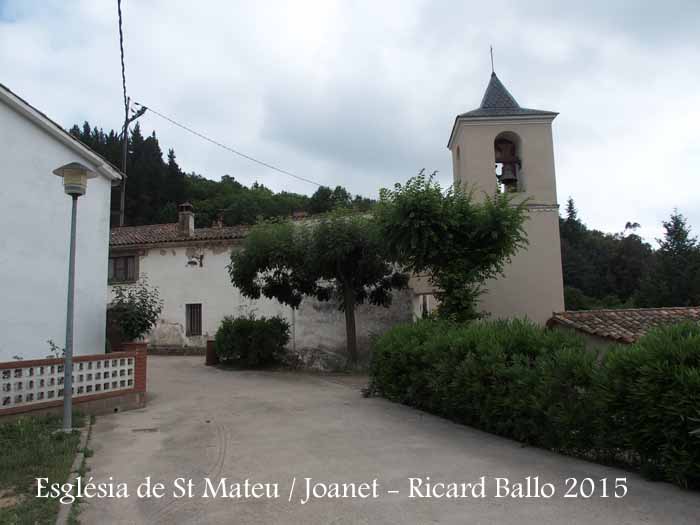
[110,223,249,247]
[548,307,700,343]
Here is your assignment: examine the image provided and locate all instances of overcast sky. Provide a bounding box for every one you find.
[1,0,699,243]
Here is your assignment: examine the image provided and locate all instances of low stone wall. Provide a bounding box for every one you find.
[0,349,147,419]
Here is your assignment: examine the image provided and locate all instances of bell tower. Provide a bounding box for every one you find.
[447,71,564,323]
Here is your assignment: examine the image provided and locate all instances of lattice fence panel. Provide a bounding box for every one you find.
[1,356,135,410]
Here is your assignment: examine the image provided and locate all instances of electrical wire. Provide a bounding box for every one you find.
[117,0,128,118]
[132,101,322,187]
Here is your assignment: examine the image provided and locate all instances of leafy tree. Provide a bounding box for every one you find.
[331,185,352,208]
[228,212,409,365]
[559,198,653,309]
[309,186,334,214]
[608,231,652,302]
[637,211,700,307]
[110,278,164,341]
[375,172,528,321]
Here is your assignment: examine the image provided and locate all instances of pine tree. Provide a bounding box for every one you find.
[636,211,700,307]
[565,196,578,222]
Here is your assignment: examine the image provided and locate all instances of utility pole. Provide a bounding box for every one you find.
[118,97,146,227]
[119,96,129,227]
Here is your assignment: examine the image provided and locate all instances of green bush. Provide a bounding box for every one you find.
[597,322,700,487]
[215,315,290,368]
[370,319,700,488]
[110,278,164,341]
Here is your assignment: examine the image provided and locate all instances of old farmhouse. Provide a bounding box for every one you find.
[108,204,412,365]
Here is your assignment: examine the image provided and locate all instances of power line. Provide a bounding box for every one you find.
[117,0,128,118]
[132,101,322,187]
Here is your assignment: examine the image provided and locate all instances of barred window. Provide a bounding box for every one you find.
[108,255,136,283]
[186,304,202,336]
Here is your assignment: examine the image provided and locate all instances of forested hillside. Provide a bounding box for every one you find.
[560,198,700,310]
[68,122,373,228]
[70,122,699,311]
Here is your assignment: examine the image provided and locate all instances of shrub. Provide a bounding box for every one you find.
[370,319,700,488]
[215,315,290,368]
[598,322,700,487]
[370,319,586,443]
[110,278,163,341]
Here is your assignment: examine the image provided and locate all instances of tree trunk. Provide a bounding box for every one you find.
[343,287,358,367]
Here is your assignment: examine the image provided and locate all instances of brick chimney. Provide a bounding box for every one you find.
[212,211,224,229]
[178,202,195,237]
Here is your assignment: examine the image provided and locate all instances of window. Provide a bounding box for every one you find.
[186,304,202,336]
[108,255,137,283]
[494,131,522,193]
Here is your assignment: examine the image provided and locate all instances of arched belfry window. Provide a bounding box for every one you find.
[494,132,522,192]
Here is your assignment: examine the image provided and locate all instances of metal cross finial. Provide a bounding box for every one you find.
[490,45,494,73]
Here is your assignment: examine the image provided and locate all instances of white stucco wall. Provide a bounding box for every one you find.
[115,244,292,349]
[0,100,113,361]
[108,242,413,364]
[449,117,565,324]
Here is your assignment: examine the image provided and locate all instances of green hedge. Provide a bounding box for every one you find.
[215,315,290,367]
[369,319,700,489]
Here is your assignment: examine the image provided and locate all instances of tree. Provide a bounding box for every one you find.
[608,231,652,302]
[110,279,164,341]
[565,196,578,222]
[637,211,700,307]
[164,149,186,206]
[70,119,375,227]
[375,172,528,321]
[331,185,352,208]
[228,212,408,365]
[559,198,653,308]
[309,186,334,214]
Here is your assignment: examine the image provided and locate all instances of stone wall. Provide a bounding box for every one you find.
[292,289,414,370]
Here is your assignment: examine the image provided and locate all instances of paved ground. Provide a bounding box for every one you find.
[82,356,700,524]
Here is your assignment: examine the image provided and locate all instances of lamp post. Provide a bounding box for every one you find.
[53,162,96,432]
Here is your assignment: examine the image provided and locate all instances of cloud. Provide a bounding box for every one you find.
[1,0,698,243]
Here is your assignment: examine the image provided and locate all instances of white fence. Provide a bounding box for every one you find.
[1,351,144,414]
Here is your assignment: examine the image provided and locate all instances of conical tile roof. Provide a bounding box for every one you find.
[458,72,557,118]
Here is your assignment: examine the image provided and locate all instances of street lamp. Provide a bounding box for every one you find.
[52,162,96,431]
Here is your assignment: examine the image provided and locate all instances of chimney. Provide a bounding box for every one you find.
[212,211,225,229]
[178,202,195,237]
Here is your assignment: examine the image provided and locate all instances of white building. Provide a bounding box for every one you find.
[108,204,412,366]
[0,84,122,361]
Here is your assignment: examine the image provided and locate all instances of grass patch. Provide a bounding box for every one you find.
[0,413,85,525]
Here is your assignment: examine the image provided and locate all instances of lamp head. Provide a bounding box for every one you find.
[52,162,96,196]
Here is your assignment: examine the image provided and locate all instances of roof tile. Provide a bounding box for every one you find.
[548,307,700,343]
[110,223,249,247]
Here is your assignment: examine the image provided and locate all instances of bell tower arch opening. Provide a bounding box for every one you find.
[494,131,522,193]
